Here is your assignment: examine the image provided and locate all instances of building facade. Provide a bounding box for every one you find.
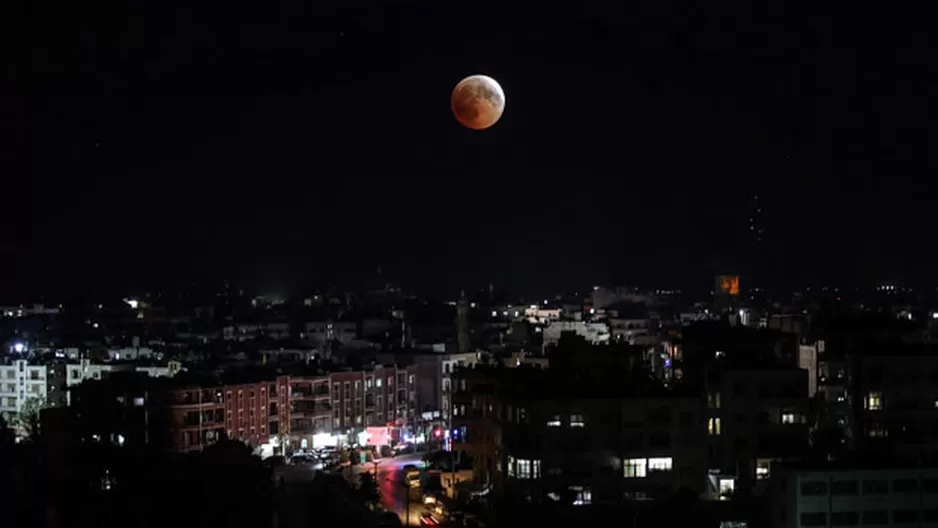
[768,463,938,528]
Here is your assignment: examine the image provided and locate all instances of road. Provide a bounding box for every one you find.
[351,453,427,526]
[273,453,427,528]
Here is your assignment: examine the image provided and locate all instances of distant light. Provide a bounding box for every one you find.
[92,323,99,329]
[590,308,596,315]
[125,299,139,309]
[491,311,497,317]
[932,313,938,320]
[543,299,548,305]
[12,342,25,353]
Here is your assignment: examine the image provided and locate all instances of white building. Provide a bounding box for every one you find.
[0,360,48,415]
[60,359,183,406]
[542,321,610,347]
[769,463,938,528]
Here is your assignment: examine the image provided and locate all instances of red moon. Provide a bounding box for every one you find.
[451,75,505,130]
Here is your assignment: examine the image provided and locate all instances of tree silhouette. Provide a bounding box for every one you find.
[13,396,46,442]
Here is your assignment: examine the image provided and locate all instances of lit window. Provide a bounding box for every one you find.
[623,458,647,478]
[547,415,561,427]
[866,392,883,410]
[517,459,531,479]
[570,414,585,427]
[708,417,721,436]
[756,459,771,480]
[570,486,592,506]
[533,459,541,478]
[507,456,515,478]
[648,457,672,472]
[781,413,797,424]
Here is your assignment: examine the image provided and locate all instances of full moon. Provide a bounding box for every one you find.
[451,75,505,130]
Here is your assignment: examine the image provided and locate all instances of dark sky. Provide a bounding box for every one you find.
[5,1,935,299]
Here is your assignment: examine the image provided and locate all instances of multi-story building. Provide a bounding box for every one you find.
[167,375,290,453]
[768,462,938,528]
[451,364,709,504]
[846,344,938,459]
[0,360,47,415]
[375,350,480,432]
[47,359,183,407]
[703,362,810,496]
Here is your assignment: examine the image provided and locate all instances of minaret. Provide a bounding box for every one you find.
[456,289,470,353]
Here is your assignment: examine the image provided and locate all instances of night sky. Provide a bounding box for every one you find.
[7,1,934,299]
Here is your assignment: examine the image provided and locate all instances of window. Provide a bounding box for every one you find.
[376,378,382,388]
[800,481,828,496]
[570,486,591,506]
[781,413,796,424]
[570,414,585,427]
[831,481,858,495]
[830,512,859,526]
[648,457,672,472]
[755,459,771,480]
[861,511,888,525]
[862,480,888,494]
[516,459,532,479]
[801,513,827,527]
[865,392,883,410]
[507,456,515,478]
[868,422,887,437]
[893,479,917,493]
[708,417,721,435]
[892,510,918,524]
[923,478,938,492]
[546,415,561,427]
[623,458,647,478]
[365,378,373,389]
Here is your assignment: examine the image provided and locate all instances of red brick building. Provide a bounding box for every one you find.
[167,366,418,453]
[168,375,290,452]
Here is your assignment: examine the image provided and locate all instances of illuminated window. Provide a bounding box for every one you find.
[623,458,647,478]
[507,456,515,478]
[570,414,585,427]
[516,459,531,479]
[781,413,797,424]
[708,417,722,436]
[756,459,771,480]
[866,392,883,410]
[514,458,540,479]
[546,415,561,427]
[570,486,592,505]
[648,457,672,472]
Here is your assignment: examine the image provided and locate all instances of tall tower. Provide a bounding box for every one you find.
[456,289,470,353]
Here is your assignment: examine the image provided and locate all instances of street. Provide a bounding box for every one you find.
[273,452,427,528]
[352,453,427,526]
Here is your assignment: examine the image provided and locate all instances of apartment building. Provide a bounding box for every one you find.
[47,359,184,407]
[0,360,47,415]
[703,362,810,496]
[846,344,938,459]
[451,364,709,504]
[768,462,938,528]
[168,375,290,452]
